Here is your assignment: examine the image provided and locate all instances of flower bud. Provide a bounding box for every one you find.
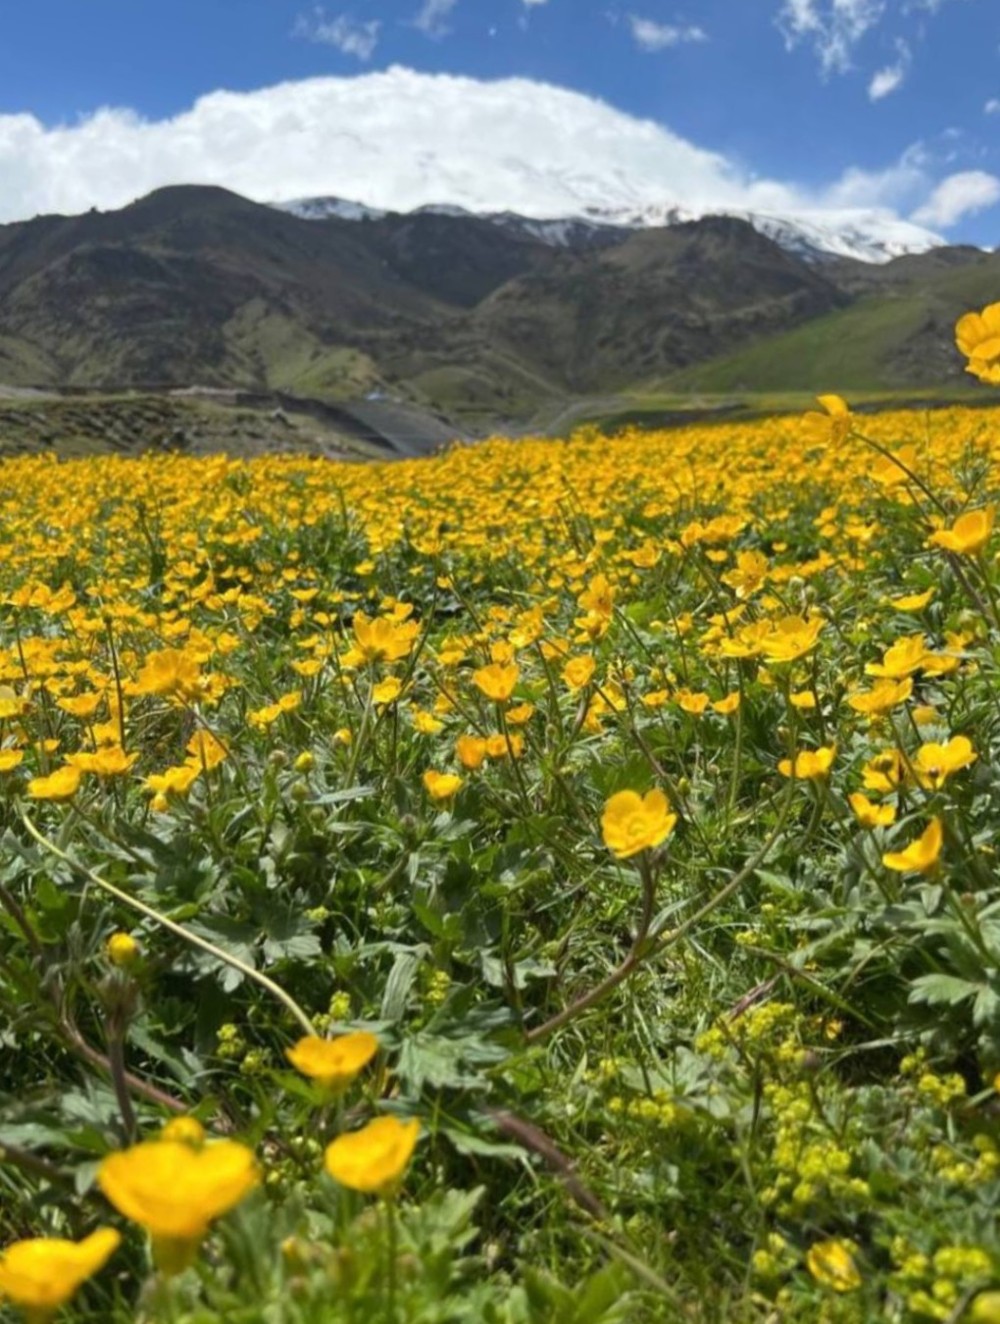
[106,932,139,968]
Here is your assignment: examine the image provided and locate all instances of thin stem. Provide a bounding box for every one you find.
[18,807,316,1038]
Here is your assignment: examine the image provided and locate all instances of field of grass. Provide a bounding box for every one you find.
[6,389,1000,1321]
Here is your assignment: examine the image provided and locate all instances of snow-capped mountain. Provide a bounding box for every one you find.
[275,194,946,265]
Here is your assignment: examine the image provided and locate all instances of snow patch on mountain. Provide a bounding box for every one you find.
[276,194,945,264]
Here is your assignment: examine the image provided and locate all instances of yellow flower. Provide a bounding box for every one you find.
[849,792,896,829]
[106,932,140,968]
[883,817,943,874]
[98,1139,258,1273]
[887,587,935,612]
[506,702,535,725]
[133,647,202,699]
[806,1238,861,1292]
[790,690,817,710]
[455,734,488,770]
[27,765,82,801]
[847,677,912,717]
[423,769,463,801]
[865,635,929,679]
[758,615,824,664]
[562,655,596,690]
[956,301,1000,384]
[324,1116,420,1196]
[472,663,520,703]
[928,507,995,557]
[712,692,741,715]
[802,394,851,446]
[350,613,417,664]
[285,1032,379,1094]
[912,735,977,789]
[56,691,105,718]
[0,750,24,773]
[412,710,444,735]
[185,730,228,771]
[145,764,200,798]
[601,789,677,859]
[675,689,710,716]
[862,749,908,793]
[0,1228,120,1315]
[67,746,137,777]
[372,676,403,706]
[777,746,835,780]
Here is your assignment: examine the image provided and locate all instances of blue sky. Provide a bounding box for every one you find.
[0,0,996,243]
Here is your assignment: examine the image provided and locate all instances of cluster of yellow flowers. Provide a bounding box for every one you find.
[2,300,1000,1318]
[0,1030,417,1314]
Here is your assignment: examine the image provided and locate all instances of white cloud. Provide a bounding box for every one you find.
[911,170,1000,226]
[293,10,381,60]
[627,16,708,51]
[0,66,980,242]
[986,98,1000,114]
[777,0,885,74]
[522,0,550,6]
[413,0,459,36]
[868,38,910,99]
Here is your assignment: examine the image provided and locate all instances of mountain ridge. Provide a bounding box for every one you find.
[275,193,953,265]
[0,184,994,425]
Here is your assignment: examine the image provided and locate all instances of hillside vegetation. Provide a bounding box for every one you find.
[5,340,1000,1318]
[0,186,996,424]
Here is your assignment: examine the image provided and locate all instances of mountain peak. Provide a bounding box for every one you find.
[275,193,948,265]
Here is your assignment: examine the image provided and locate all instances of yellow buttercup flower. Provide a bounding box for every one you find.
[350,612,417,664]
[777,746,835,780]
[802,394,851,445]
[806,1238,861,1292]
[927,507,995,556]
[372,676,404,706]
[285,1032,379,1094]
[324,1116,420,1196]
[882,817,943,874]
[562,655,596,690]
[865,635,929,679]
[887,587,935,612]
[186,730,228,771]
[847,677,912,717]
[472,663,520,703]
[911,735,977,789]
[423,769,464,801]
[757,615,824,664]
[455,734,488,770]
[133,647,202,699]
[144,764,200,798]
[848,792,896,829]
[862,749,907,793]
[956,301,1000,384]
[0,1228,120,1315]
[601,789,677,859]
[712,692,741,715]
[27,765,82,801]
[98,1139,258,1272]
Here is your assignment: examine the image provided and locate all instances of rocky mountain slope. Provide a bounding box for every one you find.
[0,185,993,422]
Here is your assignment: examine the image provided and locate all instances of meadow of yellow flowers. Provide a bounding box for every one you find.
[3,308,1000,1321]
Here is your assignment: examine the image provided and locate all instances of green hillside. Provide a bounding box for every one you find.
[664,256,1000,394]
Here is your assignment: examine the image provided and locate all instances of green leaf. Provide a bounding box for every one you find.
[908,973,981,1008]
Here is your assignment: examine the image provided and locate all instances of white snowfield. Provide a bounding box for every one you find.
[275,194,946,266]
